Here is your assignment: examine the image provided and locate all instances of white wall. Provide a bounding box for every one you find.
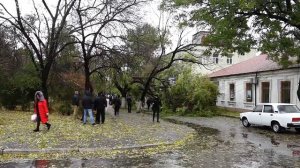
[214,68,300,110]
[192,48,259,75]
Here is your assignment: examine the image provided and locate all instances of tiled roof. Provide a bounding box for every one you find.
[208,54,281,78]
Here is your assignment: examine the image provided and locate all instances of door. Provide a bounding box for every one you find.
[247,105,263,125]
[260,105,274,126]
[281,81,291,103]
[261,82,270,103]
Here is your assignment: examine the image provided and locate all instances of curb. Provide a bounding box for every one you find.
[0,142,173,155]
[218,115,240,119]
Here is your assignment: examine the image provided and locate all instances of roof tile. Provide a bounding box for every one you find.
[208,54,281,78]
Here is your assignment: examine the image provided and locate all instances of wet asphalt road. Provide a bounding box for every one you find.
[167,116,300,168]
[2,116,300,167]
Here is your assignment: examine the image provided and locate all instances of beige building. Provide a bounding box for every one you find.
[191,31,259,74]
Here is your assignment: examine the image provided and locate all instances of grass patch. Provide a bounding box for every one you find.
[0,109,195,160]
[161,107,240,118]
[216,107,240,118]
[161,107,219,118]
[0,117,4,125]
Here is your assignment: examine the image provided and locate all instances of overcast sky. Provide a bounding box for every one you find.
[0,0,168,27]
[0,0,195,50]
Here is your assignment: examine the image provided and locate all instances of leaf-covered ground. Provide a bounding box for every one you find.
[0,106,196,160]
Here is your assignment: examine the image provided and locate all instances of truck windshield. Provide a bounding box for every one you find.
[277,105,300,113]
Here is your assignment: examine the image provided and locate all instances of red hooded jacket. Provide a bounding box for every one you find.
[34,100,49,124]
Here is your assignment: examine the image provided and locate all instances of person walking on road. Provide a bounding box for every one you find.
[146,97,152,111]
[152,96,162,123]
[113,95,121,116]
[72,91,80,119]
[82,90,95,125]
[94,92,107,124]
[127,94,132,113]
[33,91,51,132]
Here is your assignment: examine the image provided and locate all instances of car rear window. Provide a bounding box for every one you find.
[277,105,300,113]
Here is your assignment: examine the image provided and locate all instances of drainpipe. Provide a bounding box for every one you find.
[254,72,258,106]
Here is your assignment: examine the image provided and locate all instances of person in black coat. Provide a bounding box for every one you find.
[113,95,121,116]
[126,94,132,113]
[146,97,153,111]
[109,94,113,105]
[94,92,107,124]
[152,96,162,122]
[72,91,80,119]
[82,90,95,125]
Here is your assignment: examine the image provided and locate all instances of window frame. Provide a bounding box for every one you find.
[229,83,235,101]
[261,81,270,103]
[227,57,233,64]
[245,83,253,102]
[212,53,219,64]
[280,80,291,103]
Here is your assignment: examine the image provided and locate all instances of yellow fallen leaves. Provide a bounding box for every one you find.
[0,109,196,161]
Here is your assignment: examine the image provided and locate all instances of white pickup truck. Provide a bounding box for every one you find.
[240,103,300,133]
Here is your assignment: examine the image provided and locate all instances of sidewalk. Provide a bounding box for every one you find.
[0,106,195,156]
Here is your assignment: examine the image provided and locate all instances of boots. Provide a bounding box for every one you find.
[46,123,51,130]
[33,122,40,132]
[33,128,39,132]
[33,122,51,132]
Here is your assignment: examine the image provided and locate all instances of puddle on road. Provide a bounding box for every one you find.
[238,129,300,158]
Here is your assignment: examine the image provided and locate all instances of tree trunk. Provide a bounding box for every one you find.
[136,100,146,113]
[41,79,48,100]
[114,81,129,108]
[120,90,127,108]
[140,78,152,105]
[41,63,52,100]
[85,75,93,93]
[121,97,126,109]
[84,62,93,93]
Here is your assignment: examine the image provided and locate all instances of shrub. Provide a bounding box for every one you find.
[163,69,219,116]
[58,101,72,115]
[0,63,39,111]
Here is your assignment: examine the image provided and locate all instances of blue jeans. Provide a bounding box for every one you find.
[83,109,94,124]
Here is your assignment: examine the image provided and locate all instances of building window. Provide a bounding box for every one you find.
[246,83,252,102]
[227,57,232,64]
[261,82,270,103]
[201,56,209,64]
[213,54,219,64]
[281,81,291,103]
[229,83,235,101]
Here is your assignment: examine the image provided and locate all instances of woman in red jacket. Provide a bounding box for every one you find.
[33,91,51,132]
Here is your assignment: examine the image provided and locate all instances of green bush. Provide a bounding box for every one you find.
[163,69,219,116]
[58,101,72,115]
[0,63,39,110]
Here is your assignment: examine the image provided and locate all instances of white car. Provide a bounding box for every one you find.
[240,103,300,133]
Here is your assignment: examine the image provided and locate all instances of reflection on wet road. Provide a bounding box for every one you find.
[166,117,300,167]
[172,117,300,157]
